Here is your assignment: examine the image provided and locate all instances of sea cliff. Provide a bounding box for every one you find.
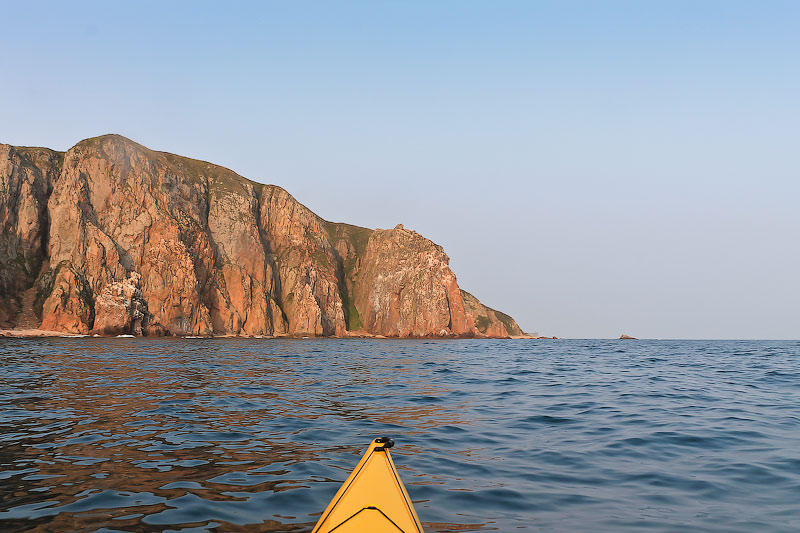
[0,135,523,338]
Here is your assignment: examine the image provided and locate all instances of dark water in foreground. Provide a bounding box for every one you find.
[1,339,799,532]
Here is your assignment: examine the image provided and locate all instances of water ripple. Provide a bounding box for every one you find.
[1,339,799,531]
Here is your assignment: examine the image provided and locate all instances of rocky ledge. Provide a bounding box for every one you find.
[0,135,525,338]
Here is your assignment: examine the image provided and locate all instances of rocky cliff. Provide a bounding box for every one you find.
[0,135,524,338]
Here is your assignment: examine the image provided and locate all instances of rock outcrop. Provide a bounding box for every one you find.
[0,135,524,337]
[92,272,149,335]
[461,290,524,337]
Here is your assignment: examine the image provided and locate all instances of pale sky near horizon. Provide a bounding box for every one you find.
[1,1,798,339]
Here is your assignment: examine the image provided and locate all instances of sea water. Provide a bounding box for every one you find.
[1,338,798,531]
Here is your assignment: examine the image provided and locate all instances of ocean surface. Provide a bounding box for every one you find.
[1,339,798,532]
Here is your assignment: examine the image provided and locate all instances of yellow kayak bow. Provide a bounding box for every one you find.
[312,437,424,532]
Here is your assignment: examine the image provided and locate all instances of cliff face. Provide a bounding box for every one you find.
[0,135,524,337]
[352,225,470,337]
[0,145,61,326]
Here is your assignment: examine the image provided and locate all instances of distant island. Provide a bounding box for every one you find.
[0,135,525,338]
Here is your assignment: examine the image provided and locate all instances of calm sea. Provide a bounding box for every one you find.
[1,339,798,532]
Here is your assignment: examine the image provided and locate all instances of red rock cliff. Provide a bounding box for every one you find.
[0,135,524,337]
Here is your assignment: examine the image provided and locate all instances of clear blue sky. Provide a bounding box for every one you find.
[2,1,798,338]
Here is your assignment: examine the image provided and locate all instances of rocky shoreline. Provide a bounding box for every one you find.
[1,135,526,339]
[0,328,539,340]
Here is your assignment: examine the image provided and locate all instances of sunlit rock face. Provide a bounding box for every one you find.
[352,225,471,337]
[0,135,523,337]
[92,272,149,336]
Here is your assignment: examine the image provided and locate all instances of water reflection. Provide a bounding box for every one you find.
[0,339,480,532]
[2,339,800,532]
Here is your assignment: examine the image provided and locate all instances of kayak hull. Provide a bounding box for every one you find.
[312,438,423,533]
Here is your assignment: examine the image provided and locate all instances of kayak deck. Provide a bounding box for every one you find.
[312,437,424,532]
